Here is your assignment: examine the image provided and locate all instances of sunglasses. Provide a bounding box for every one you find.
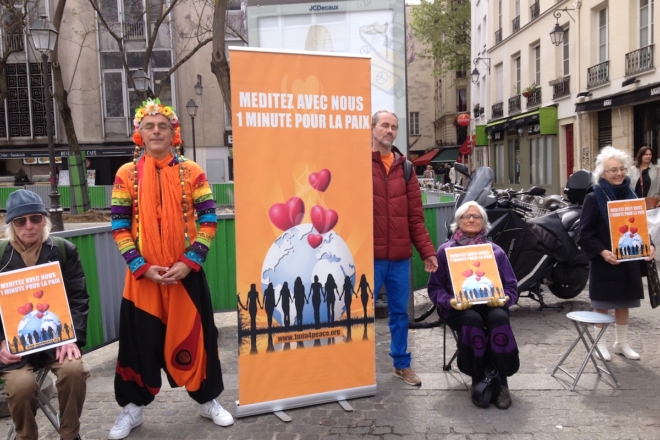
[12,214,45,227]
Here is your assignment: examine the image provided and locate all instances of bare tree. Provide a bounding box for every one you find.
[87,0,215,99]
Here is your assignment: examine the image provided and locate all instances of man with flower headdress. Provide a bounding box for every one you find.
[108,98,233,439]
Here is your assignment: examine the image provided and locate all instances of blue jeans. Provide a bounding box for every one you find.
[374,259,411,369]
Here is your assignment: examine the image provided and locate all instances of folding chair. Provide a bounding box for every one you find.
[6,368,60,440]
[440,311,459,371]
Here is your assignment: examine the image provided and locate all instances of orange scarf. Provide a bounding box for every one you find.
[138,153,186,266]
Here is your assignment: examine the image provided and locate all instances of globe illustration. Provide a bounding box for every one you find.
[618,232,644,255]
[261,223,356,327]
[462,275,494,300]
[17,310,62,345]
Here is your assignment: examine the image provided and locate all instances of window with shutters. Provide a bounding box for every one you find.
[597,109,612,149]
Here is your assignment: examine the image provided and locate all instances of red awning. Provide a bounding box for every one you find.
[411,149,440,166]
[459,135,475,155]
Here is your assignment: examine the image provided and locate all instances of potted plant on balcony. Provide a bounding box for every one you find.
[522,83,537,98]
[479,106,485,115]
[473,103,481,117]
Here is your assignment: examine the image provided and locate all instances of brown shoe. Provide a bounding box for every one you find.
[393,367,422,386]
[494,386,512,409]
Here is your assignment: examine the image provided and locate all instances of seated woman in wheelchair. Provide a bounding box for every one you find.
[427,201,519,409]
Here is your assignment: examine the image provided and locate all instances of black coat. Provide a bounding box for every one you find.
[0,236,89,372]
[580,193,644,302]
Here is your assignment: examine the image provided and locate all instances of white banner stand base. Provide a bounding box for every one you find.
[236,384,376,420]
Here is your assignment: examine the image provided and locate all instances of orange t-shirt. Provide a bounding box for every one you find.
[381,152,394,175]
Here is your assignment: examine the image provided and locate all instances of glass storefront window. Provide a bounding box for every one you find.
[530,136,553,185]
[507,138,520,184]
[494,143,505,184]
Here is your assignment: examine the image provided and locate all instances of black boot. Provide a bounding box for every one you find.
[493,376,512,409]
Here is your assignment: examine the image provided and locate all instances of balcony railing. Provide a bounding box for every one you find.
[549,76,570,99]
[123,21,145,41]
[625,45,654,76]
[492,102,504,118]
[526,88,542,108]
[512,16,520,34]
[530,1,540,20]
[587,61,610,88]
[508,95,521,114]
[495,28,502,45]
[3,33,23,52]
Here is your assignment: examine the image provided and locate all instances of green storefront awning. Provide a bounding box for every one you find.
[431,147,460,163]
[476,125,488,146]
[485,106,558,135]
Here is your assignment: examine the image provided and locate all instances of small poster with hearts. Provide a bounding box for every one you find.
[607,199,652,262]
[445,244,506,305]
[0,261,76,356]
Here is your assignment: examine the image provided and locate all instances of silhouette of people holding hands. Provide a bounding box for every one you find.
[11,336,18,353]
[33,330,39,343]
[324,274,339,323]
[279,281,293,328]
[27,334,33,345]
[357,274,373,319]
[244,284,262,332]
[64,323,71,339]
[308,275,324,327]
[340,276,358,321]
[293,277,307,327]
[262,282,278,329]
[19,335,26,351]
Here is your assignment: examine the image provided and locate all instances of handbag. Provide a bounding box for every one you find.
[639,174,659,209]
[471,365,501,408]
[645,197,660,210]
[646,259,660,309]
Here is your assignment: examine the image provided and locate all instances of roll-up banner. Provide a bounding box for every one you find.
[230,47,376,417]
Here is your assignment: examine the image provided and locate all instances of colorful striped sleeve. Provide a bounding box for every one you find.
[180,167,217,271]
[111,165,150,279]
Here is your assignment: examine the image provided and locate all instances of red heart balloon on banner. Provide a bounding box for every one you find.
[462,269,473,277]
[311,205,338,234]
[619,225,629,234]
[268,197,305,231]
[631,226,638,234]
[309,169,332,192]
[37,303,49,313]
[37,313,43,319]
[476,270,485,277]
[33,290,44,298]
[17,303,33,316]
[307,234,323,248]
[629,217,635,223]
[473,261,481,267]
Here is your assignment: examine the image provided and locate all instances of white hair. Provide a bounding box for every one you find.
[450,201,491,233]
[6,216,52,243]
[592,146,632,183]
[371,110,398,128]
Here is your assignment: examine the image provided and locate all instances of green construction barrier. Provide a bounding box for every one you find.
[412,207,439,290]
[66,234,104,351]
[0,187,21,209]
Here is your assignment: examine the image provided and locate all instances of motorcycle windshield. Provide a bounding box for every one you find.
[457,166,493,208]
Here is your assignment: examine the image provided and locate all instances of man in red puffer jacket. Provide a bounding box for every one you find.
[371,110,438,386]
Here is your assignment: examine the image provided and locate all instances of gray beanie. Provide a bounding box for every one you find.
[5,190,48,224]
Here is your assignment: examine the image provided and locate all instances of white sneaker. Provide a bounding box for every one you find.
[108,403,144,439]
[612,342,641,360]
[199,399,234,426]
[595,343,611,361]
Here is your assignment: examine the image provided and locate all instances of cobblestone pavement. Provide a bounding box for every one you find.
[2,287,660,439]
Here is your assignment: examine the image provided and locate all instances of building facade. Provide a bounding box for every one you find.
[476,0,660,195]
[0,0,241,185]
[405,4,437,163]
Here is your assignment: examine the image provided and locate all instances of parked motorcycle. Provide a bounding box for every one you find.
[451,164,592,306]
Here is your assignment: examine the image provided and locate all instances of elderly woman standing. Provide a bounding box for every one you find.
[629,145,660,204]
[580,146,656,361]
[427,201,519,409]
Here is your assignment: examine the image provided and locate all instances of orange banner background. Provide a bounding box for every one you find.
[231,48,375,407]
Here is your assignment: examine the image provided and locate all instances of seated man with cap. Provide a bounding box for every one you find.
[0,189,90,440]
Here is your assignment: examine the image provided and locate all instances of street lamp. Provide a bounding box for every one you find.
[194,74,203,97]
[186,99,198,162]
[132,68,150,93]
[549,8,576,46]
[29,16,63,232]
[471,57,491,84]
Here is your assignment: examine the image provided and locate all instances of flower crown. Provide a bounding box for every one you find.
[133,97,180,130]
[132,97,182,146]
